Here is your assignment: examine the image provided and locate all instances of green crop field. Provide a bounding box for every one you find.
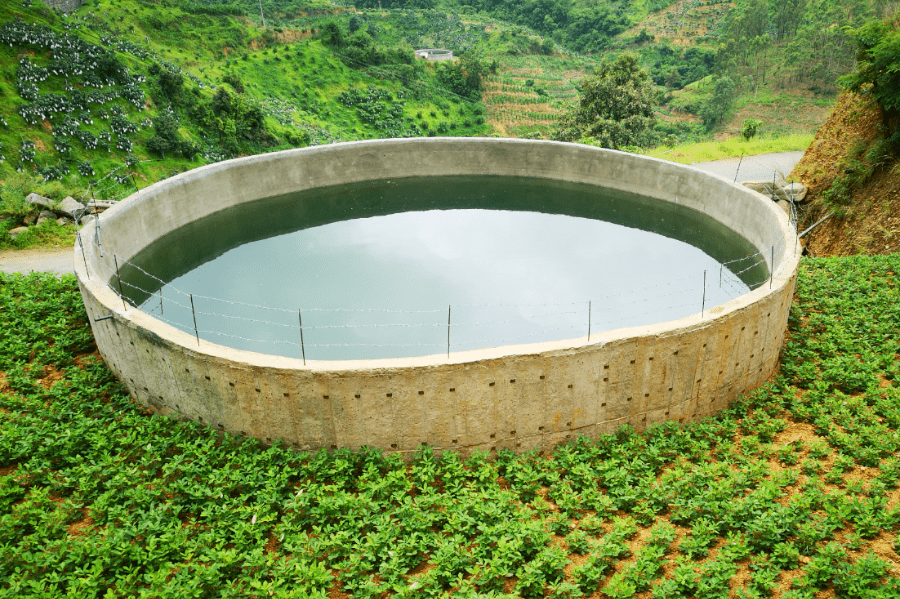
[2,252,899,598]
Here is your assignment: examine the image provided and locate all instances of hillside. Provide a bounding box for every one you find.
[791,91,900,257]
[0,0,496,250]
[5,0,894,253]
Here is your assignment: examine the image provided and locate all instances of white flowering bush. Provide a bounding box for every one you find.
[2,19,146,172]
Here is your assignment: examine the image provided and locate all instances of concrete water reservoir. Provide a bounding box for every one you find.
[415,48,453,61]
[74,138,800,456]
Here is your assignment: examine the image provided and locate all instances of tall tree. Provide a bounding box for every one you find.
[700,76,736,130]
[770,0,806,40]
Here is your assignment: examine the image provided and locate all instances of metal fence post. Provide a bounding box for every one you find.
[770,246,774,289]
[701,270,707,319]
[94,213,102,257]
[113,255,127,311]
[77,230,89,279]
[447,305,451,359]
[190,294,200,346]
[587,300,591,342]
[298,309,306,366]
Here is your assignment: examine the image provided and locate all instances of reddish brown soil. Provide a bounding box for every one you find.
[790,92,900,256]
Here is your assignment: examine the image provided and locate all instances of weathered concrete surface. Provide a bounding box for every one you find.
[75,138,800,457]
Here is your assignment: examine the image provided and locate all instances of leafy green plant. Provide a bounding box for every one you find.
[567,529,590,554]
[571,553,610,595]
[679,518,719,559]
[2,250,900,596]
[647,520,677,549]
[741,118,763,140]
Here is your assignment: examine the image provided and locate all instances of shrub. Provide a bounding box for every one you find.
[742,118,763,141]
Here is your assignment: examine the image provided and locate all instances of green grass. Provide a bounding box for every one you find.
[2,253,900,597]
[646,132,816,164]
[0,218,76,251]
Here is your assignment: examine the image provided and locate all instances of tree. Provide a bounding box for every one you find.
[145,114,195,159]
[771,0,806,40]
[150,65,185,107]
[319,21,346,48]
[838,14,900,131]
[552,53,657,149]
[699,76,736,130]
[436,57,488,101]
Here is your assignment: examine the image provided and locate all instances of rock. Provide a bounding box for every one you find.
[37,216,51,226]
[8,226,28,240]
[23,213,37,225]
[742,180,783,197]
[57,196,86,219]
[39,209,56,220]
[742,180,806,201]
[783,182,808,202]
[25,192,53,209]
[86,199,115,213]
[56,217,71,226]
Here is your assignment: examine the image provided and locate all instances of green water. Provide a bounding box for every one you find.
[119,176,767,360]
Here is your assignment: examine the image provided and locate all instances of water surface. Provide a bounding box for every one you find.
[119,176,767,360]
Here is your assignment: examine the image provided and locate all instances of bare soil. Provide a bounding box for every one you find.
[790,92,900,256]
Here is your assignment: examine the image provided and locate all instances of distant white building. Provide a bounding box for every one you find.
[415,49,453,62]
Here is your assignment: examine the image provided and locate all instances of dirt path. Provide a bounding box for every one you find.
[0,247,75,276]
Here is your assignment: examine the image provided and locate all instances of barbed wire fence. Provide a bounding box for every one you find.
[80,216,796,362]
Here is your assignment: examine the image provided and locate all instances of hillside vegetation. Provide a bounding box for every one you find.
[789,11,900,257]
[0,0,495,249]
[2,0,893,251]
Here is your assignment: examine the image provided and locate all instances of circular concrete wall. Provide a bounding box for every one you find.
[415,48,453,61]
[74,138,800,457]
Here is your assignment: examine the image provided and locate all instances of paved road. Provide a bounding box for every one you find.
[691,151,804,184]
[0,151,806,276]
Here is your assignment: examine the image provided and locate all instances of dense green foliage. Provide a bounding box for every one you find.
[552,53,657,149]
[699,76,736,130]
[742,118,764,141]
[352,0,663,54]
[839,13,900,146]
[2,252,900,597]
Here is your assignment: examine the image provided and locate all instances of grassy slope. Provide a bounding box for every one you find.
[613,0,841,143]
[644,133,813,165]
[0,1,492,250]
[2,255,900,597]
